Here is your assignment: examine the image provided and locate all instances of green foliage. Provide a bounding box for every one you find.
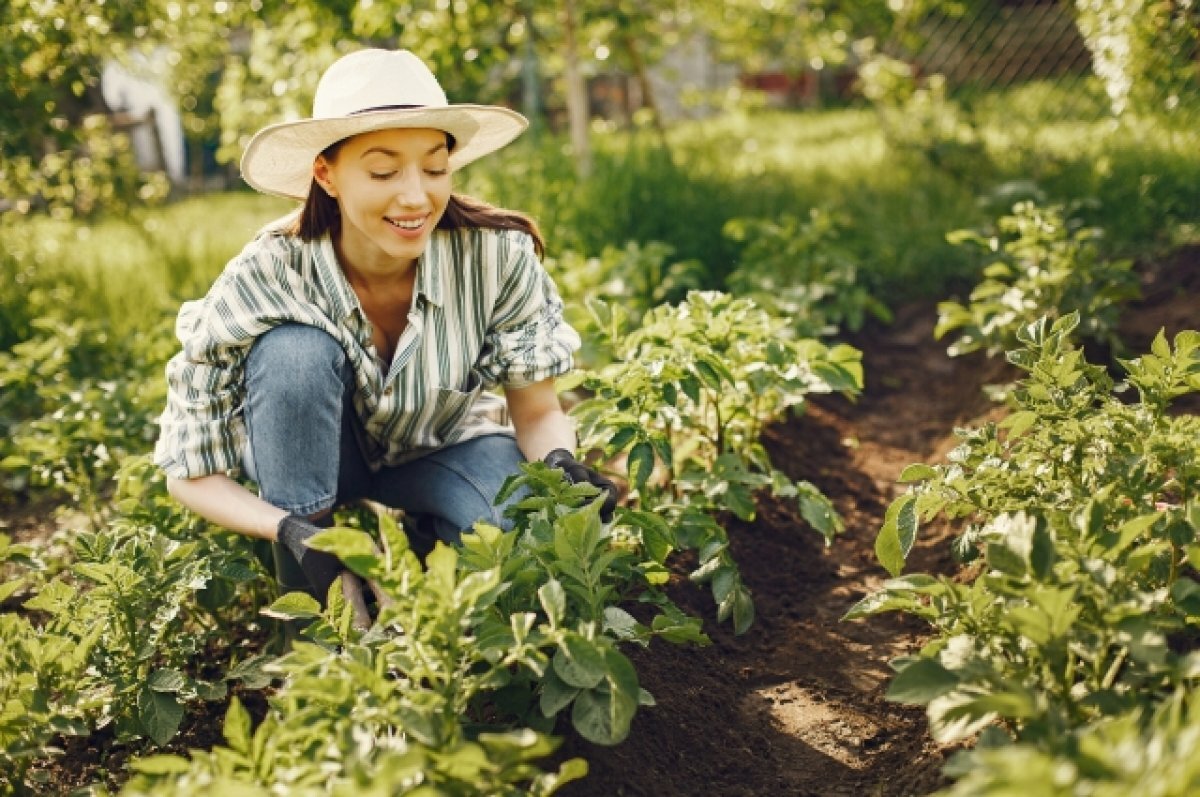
[0,458,269,789]
[122,485,694,792]
[933,691,1200,796]
[573,291,862,632]
[0,0,241,217]
[724,208,893,339]
[0,316,173,510]
[936,203,1140,358]
[850,315,1200,787]
[1074,0,1200,119]
[547,240,707,337]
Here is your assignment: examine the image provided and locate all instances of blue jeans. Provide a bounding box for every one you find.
[242,324,526,585]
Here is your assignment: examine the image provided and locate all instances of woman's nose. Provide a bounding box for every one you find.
[393,167,426,206]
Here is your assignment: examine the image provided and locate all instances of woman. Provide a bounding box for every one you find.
[154,48,617,605]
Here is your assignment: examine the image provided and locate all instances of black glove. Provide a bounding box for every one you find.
[543,448,619,521]
[276,514,345,604]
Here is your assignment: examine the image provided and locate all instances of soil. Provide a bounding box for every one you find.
[6,247,1196,796]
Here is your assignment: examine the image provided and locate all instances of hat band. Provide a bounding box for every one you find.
[350,104,424,114]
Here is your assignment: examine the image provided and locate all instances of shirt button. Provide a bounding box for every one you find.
[383,386,393,396]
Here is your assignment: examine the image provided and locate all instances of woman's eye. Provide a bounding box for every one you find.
[426,168,448,176]
[369,171,396,180]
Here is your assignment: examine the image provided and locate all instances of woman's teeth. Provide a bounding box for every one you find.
[388,217,424,230]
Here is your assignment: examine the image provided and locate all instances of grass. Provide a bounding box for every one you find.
[0,193,290,348]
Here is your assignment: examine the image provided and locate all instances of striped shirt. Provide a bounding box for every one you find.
[153,225,580,479]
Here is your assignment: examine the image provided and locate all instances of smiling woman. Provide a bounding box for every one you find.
[153,48,618,613]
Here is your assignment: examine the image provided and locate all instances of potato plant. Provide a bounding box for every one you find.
[850,315,1200,784]
[0,459,271,791]
[935,203,1140,358]
[123,474,705,793]
[572,290,863,633]
[724,209,893,340]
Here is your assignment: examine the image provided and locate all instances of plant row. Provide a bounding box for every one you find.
[1,290,862,794]
[850,314,1200,794]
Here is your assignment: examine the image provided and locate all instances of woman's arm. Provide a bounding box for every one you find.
[504,377,576,462]
[166,473,289,540]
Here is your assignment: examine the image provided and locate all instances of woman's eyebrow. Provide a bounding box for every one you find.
[360,142,448,159]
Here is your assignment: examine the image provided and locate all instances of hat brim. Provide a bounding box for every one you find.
[240,105,528,200]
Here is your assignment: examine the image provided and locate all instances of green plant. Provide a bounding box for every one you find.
[546,240,707,341]
[849,315,1200,775]
[933,690,1200,796]
[724,208,892,339]
[935,202,1140,358]
[573,291,863,633]
[5,458,269,758]
[123,506,599,794]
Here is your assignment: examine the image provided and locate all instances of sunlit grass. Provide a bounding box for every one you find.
[0,192,290,346]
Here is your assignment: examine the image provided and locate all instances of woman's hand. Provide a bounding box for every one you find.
[543,448,620,521]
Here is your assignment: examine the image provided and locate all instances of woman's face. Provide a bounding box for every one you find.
[314,126,452,275]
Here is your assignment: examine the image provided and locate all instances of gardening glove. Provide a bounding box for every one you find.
[276,513,349,605]
[543,448,620,522]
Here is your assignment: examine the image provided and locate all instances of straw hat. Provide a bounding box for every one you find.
[240,48,528,200]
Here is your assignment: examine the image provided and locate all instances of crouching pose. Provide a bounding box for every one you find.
[154,48,617,606]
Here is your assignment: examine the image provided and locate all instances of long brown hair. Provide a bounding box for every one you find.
[287,135,544,258]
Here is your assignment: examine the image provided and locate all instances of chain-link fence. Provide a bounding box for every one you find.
[898,1,1200,124]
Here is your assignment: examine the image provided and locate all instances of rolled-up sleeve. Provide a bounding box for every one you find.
[476,236,581,389]
[153,296,251,479]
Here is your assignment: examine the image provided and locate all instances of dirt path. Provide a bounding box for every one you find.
[559,304,1011,797]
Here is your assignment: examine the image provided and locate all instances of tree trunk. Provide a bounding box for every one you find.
[622,31,672,159]
[562,0,592,178]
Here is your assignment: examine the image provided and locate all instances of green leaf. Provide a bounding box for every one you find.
[553,636,607,689]
[731,586,755,635]
[602,606,642,642]
[798,487,841,544]
[262,591,321,621]
[540,667,581,718]
[875,495,918,577]
[570,649,640,745]
[886,658,960,704]
[1112,512,1163,556]
[680,374,701,404]
[148,668,187,694]
[223,696,251,754]
[898,464,938,483]
[622,509,673,563]
[138,685,184,746]
[627,441,655,491]
[1029,522,1055,580]
[724,482,757,520]
[539,579,566,627]
[306,528,380,576]
[0,580,24,603]
[999,410,1037,439]
[216,561,259,583]
[608,426,637,453]
[694,360,723,390]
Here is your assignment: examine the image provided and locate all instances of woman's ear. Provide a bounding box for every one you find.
[313,157,338,198]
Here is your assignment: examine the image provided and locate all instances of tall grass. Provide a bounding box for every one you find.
[0,193,289,349]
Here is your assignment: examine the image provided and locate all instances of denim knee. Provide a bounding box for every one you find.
[243,323,352,515]
[247,323,350,397]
